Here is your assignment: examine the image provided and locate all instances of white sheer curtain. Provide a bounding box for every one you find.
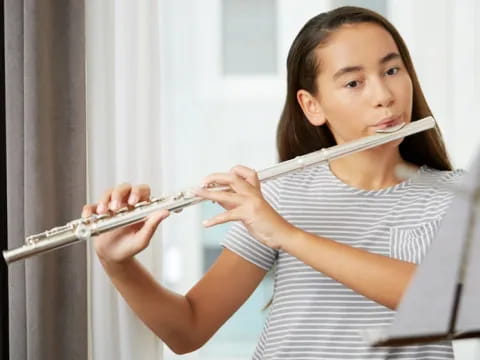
[86,1,164,359]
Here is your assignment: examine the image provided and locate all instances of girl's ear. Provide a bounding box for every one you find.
[296,89,327,126]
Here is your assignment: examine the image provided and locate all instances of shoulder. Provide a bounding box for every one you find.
[419,166,466,186]
[412,166,466,206]
[422,166,465,179]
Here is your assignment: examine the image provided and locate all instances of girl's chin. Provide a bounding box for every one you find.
[376,138,404,150]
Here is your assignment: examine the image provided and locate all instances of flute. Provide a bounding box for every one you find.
[3,116,436,264]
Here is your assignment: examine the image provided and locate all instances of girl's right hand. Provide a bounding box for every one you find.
[81,183,170,264]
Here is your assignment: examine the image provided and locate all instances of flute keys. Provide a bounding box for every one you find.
[134,201,150,208]
[67,218,90,227]
[74,223,92,241]
[46,225,70,237]
[26,234,45,245]
[295,156,306,168]
[182,188,198,200]
[115,207,129,214]
[173,192,185,201]
[94,213,110,221]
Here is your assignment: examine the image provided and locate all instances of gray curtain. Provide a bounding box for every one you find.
[5,0,87,359]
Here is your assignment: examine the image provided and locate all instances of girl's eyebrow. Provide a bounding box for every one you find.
[332,52,401,80]
[380,52,401,64]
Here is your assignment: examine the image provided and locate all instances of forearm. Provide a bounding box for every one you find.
[281,228,416,310]
[100,258,198,354]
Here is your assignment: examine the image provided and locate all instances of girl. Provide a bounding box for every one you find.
[82,6,463,359]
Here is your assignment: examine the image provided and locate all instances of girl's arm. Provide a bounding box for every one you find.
[277,227,416,310]
[196,166,416,311]
[101,248,266,354]
[84,183,266,354]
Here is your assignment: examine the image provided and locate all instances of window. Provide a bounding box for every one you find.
[222,0,277,75]
[332,0,387,16]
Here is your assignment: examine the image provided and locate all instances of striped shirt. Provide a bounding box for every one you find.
[221,162,464,360]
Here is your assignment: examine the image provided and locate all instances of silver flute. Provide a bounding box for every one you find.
[3,116,436,264]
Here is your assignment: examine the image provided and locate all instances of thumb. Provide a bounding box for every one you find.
[136,209,170,242]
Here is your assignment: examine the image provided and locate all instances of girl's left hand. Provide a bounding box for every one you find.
[194,165,296,250]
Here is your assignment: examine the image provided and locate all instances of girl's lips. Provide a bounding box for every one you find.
[375,115,402,129]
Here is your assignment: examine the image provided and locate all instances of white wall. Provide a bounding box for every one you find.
[389,0,480,170]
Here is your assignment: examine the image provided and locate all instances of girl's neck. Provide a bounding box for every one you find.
[328,146,418,190]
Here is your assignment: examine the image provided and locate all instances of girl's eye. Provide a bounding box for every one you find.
[385,67,399,76]
[345,80,360,88]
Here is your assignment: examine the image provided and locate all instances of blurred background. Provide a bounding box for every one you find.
[85,0,480,359]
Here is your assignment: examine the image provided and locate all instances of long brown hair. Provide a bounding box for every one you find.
[276,6,452,170]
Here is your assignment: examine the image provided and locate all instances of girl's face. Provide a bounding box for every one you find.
[299,22,413,145]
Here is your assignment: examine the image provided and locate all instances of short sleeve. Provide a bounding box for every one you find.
[220,177,282,271]
[390,168,466,264]
[390,218,442,264]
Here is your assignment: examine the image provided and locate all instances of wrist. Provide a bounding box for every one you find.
[276,222,302,251]
[99,255,137,278]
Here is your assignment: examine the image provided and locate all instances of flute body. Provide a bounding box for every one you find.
[3,116,436,264]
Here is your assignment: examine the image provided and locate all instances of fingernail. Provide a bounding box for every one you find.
[128,194,138,205]
[110,200,119,210]
[202,219,210,227]
[97,203,105,213]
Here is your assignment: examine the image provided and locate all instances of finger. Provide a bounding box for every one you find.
[81,204,97,218]
[230,165,260,187]
[201,172,235,187]
[110,183,133,211]
[97,188,114,214]
[203,209,238,227]
[107,221,144,239]
[136,210,170,245]
[201,173,251,194]
[194,188,242,209]
[128,184,151,205]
